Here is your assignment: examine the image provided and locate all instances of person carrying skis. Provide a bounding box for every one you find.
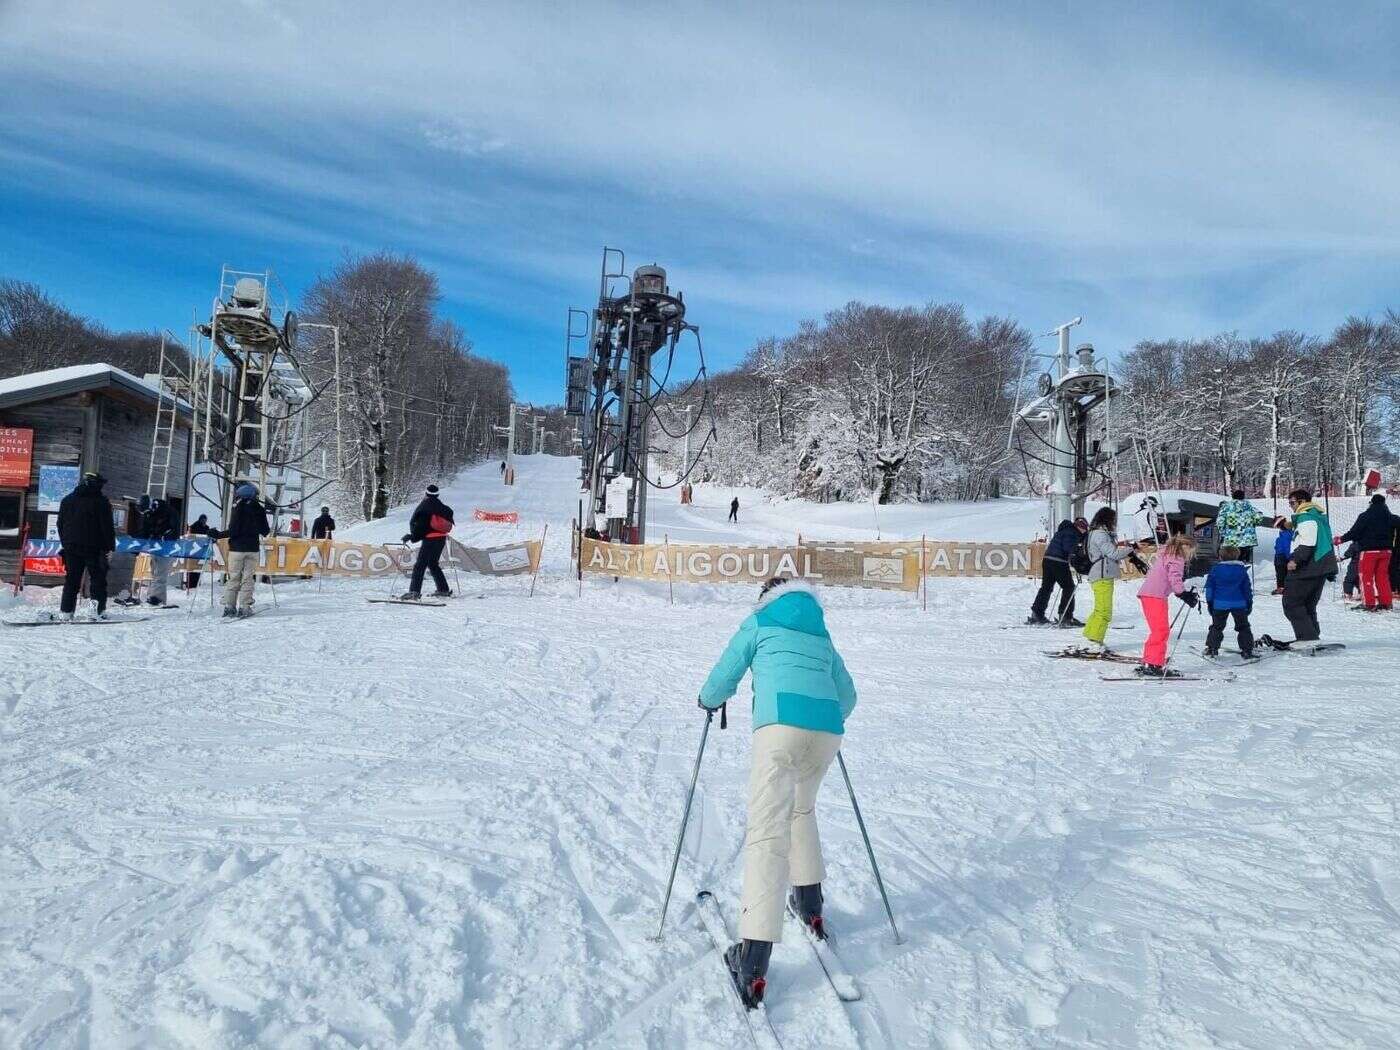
[1272,523,1294,595]
[1203,546,1254,658]
[1276,489,1337,642]
[1215,490,1270,567]
[1082,508,1146,649]
[1334,493,1400,610]
[56,471,116,621]
[210,482,270,618]
[1028,516,1087,626]
[697,577,857,1009]
[400,484,454,600]
[310,506,336,540]
[729,497,740,523]
[1136,533,1198,676]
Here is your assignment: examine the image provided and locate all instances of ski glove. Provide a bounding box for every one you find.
[1178,589,1200,608]
[696,699,728,729]
[1128,553,1149,574]
[401,533,413,544]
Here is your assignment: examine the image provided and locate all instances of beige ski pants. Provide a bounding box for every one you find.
[739,723,842,942]
[223,550,259,610]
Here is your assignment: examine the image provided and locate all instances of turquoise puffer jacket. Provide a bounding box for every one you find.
[699,582,857,735]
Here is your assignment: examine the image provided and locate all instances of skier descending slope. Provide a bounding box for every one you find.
[399,484,455,600]
[697,577,858,1009]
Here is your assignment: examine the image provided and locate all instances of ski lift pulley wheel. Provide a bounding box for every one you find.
[1037,373,1054,397]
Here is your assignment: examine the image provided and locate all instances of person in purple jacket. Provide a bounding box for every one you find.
[1203,546,1255,658]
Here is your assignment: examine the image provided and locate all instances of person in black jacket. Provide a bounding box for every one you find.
[400,484,454,599]
[209,483,271,617]
[310,506,336,540]
[57,472,116,620]
[135,495,180,605]
[1336,493,1400,609]
[729,497,740,523]
[1028,517,1088,625]
[183,513,210,591]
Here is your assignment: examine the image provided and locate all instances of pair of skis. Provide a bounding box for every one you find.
[694,890,860,1050]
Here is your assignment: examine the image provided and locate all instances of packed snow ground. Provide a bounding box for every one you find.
[3,457,1398,1049]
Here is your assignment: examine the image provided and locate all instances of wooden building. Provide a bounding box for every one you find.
[0,364,194,590]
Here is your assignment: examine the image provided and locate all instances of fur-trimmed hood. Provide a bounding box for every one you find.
[754,578,822,611]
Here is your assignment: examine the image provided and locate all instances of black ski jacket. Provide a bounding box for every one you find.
[212,497,271,553]
[1336,500,1400,553]
[311,513,336,539]
[57,478,116,554]
[188,516,211,536]
[135,499,179,541]
[408,496,454,542]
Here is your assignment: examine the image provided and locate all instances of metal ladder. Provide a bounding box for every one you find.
[145,332,183,500]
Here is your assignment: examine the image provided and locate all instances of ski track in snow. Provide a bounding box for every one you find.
[2,456,1399,1048]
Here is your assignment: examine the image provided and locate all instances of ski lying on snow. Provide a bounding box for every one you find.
[1099,673,1204,682]
[694,891,783,1050]
[784,900,860,1002]
[1188,646,1265,665]
[1043,648,1140,664]
[365,598,448,607]
[4,615,151,627]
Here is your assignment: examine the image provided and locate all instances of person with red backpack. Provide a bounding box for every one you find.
[400,484,455,600]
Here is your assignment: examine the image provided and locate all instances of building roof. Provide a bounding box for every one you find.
[0,363,195,418]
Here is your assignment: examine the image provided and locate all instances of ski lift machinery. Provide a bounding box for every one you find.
[565,248,713,544]
[1007,317,1124,532]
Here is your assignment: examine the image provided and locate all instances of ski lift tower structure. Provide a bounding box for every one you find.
[565,248,697,544]
[200,266,324,532]
[1008,317,1122,529]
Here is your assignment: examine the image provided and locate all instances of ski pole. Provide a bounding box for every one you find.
[837,751,903,944]
[653,706,716,941]
[1160,596,1197,680]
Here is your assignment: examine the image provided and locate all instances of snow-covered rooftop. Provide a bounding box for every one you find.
[0,362,193,416]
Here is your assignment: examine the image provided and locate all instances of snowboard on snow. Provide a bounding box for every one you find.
[1258,635,1346,657]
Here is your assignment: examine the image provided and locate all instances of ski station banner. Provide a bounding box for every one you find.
[579,536,1046,591]
[23,536,215,577]
[132,536,543,581]
[473,509,520,524]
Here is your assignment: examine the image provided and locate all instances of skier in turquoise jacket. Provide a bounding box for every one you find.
[698,577,857,1008]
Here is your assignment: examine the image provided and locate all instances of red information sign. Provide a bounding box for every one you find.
[473,509,520,524]
[0,427,34,488]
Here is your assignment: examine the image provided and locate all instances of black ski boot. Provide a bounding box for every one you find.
[1136,664,1165,677]
[222,606,237,619]
[1202,647,1218,659]
[397,591,421,601]
[724,940,772,1009]
[1059,616,1086,628]
[432,588,453,598]
[1025,614,1050,626]
[789,883,826,940]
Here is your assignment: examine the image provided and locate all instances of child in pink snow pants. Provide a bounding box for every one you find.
[1137,534,1199,674]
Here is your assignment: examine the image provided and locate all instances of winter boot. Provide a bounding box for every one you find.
[236,608,254,619]
[724,940,773,1009]
[1059,616,1086,628]
[432,588,453,598]
[222,606,238,618]
[1201,647,1218,659]
[789,883,826,939]
[1025,614,1050,626]
[398,591,421,601]
[58,611,74,623]
[1136,664,1165,677]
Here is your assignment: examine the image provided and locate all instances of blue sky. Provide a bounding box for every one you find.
[2,1,1398,403]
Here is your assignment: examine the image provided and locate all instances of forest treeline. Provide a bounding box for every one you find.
[0,257,513,522]
[661,302,1400,504]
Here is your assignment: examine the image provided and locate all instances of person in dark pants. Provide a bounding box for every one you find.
[1277,489,1337,642]
[57,472,116,620]
[729,497,740,523]
[1340,542,1360,601]
[1203,546,1254,657]
[310,506,336,540]
[1028,517,1087,626]
[183,513,211,590]
[401,484,454,599]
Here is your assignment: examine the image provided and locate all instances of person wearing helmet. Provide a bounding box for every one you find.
[697,576,857,1010]
[209,482,270,617]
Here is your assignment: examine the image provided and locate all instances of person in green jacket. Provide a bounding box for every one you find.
[698,577,857,1008]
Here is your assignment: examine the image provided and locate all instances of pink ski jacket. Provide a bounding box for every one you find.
[1137,552,1186,599]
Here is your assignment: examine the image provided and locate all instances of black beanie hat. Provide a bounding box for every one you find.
[426,484,440,496]
[1372,493,1386,504]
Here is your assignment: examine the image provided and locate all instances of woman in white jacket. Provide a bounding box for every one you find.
[1083,508,1146,649]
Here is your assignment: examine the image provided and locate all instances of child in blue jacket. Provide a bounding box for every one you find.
[698,577,857,1009]
[1272,526,1293,594]
[1204,546,1255,657]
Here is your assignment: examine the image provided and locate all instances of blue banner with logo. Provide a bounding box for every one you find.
[23,537,214,560]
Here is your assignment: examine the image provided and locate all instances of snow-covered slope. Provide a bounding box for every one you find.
[3,457,1397,1049]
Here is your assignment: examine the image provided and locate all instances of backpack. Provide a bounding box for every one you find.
[429,513,454,535]
[1070,536,1094,575]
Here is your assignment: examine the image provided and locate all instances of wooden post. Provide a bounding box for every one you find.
[665,533,674,605]
[529,523,548,598]
[11,522,29,595]
[921,533,927,612]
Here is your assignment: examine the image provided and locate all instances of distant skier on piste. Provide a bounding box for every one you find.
[729,496,740,523]
[1028,517,1087,626]
[400,484,454,600]
[696,577,857,1009]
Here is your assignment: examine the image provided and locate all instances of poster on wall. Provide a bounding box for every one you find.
[46,514,59,540]
[37,465,80,511]
[0,427,34,487]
